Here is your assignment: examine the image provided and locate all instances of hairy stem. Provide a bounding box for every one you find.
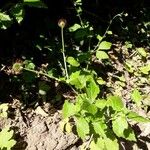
[61,27,69,80]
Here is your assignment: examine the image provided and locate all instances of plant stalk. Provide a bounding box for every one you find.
[61,27,69,80]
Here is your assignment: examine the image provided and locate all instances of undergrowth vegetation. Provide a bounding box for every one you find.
[0,0,150,149]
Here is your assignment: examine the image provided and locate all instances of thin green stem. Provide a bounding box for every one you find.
[93,13,123,52]
[23,68,78,94]
[71,0,84,27]
[61,27,69,80]
[23,68,60,82]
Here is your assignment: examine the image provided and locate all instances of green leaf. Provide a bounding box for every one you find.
[112,114,128,138]
[75,117,89,139]
[0,127,16,150]
[10,4,24,24]
[0,12,12,29]
[0,12,11,21]
[95,99,107,109]
[125,41,132,49]
[97,77,106,85]
[24,60,35,70]
[90,138,105,150]
[24,0,47,8]
[96,51,109,59]
[98,41,112,50]
[78,52,91,63]
[86,80,99,102]
[82,101,97,115]
[140,64,150,75]
[96,35,103,41]
[127,111,150,123]
[124,127,136,141]
[93,121,107,138]
[131,89,142,106]
[69,24,81,32]
[104,138,119,150]
[74,28,89,40]
[62,101,79,119]
[67,56,80,67]
[107,96,124,111]
[136,47,147,57]
[107,31,113,35]
[68,71,86,89]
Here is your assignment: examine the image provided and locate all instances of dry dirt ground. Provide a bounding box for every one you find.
[0,100,80,150]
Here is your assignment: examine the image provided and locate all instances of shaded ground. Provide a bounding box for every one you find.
[0,100,79,150]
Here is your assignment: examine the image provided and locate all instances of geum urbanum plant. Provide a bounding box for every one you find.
[11,4,150,149]
[62,77,150,149]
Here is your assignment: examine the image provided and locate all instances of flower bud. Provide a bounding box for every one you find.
[58,18,67,28]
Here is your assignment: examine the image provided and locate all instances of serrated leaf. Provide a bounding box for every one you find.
[69,71,86,89]
[10,4,24,24]
[82,101,97,115]
[62,101,78,119]
[98,41,112,50]
[104,138,119,150]
[136,47,147,57]
[127,111,150,122]
[96,51,109,59]
[112,115,128,137]
[67,56,80,67]
[95,99,107,109]
[75,117,89,139]
[107,96,124,111]
[131,89,142,106]
[140,64,150,75]
[93,121,107,138]
[86,80,99,102]
[69,24,81,32]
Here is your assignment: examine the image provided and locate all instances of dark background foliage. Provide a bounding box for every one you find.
[0,0,149,102]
